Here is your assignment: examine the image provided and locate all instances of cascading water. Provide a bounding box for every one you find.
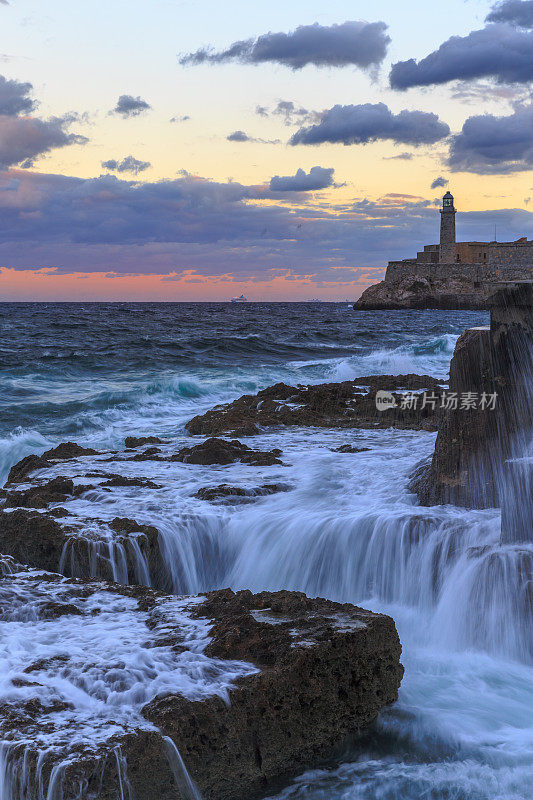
[2,303,533,799]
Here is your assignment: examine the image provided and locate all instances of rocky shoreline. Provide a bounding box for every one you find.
[0,374,427,799]
[3,283,531,797]
[0,563,403,800]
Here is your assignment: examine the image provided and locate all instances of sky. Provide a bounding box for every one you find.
[1,0,533,300]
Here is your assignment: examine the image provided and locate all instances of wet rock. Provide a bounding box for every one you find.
[7,442,98,484]
[4,477,75,509]
[172,437,283,466]
[48,507,71,518]
[414,283,533,509]
[7,455,51,485]
[38,601,84,619]
[185,376,442,436]
[0,510,69,573]
[353,374,444,391]
[143,588,404,800]
[109,517,159,539]
[0,574,403,800]
[101,475,162,489]
[43,442,99,461]
[124,436,167,448]
[331,445,371,454]
[195,483,291,502]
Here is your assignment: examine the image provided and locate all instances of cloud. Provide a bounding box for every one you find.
[0,74,35,116]
[431,176,449,188]
[390,24,533,88]
[450,79,530,103]
[383,152,414,160]
[0,1,9,5]
[1,169,532,287]
[102,155,151,174]
[179,20,390,70]
[113,94,151,117]
[255,100,319,126]
[487,1,533,27]
[448,104,533,173]
[170,115,190,123]
[0,115,88,168]
[227,130,250,142]
[270,166,335,191]
[227,130,280,144]
[289,102,450,146]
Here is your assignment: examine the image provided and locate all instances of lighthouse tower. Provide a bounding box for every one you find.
[439,191,456,263]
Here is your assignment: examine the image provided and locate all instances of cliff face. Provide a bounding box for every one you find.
[355,262,533,311]
[412,281,533,510]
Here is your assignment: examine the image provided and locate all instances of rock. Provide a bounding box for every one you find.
[109,517,159,539]
[185,377,442,436]
[332,445,371,454]
[4,477,75,509]
[143,588,404,800]
[7,455,49,485]
[413,281,533,509]
[0,573,403,800]
[101,475,162,489]
[43,442,99,461]
[353,374,445,391]
[172,438,283,466]
[7,442,98,484]
[354,272,493,310]
[195,483,292,502]
[0,510,68,572]
[124,436,167,448]
[131,447,165,462]
[0,509,163,588]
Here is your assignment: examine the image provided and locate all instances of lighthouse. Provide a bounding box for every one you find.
[439,191,456,263]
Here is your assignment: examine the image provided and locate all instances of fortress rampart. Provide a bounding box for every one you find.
[356,193,533,310]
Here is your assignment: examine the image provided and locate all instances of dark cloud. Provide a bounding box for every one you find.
[383,152,414,160]
[270,166,335,192]
[227,130,280,144]
[289,103,450,146]
[113,95,151,118]
[255,105,269,117]
[1,169,532,285]
[0,74,35,116]
[390,24,533,89]
[487,1,533,27]
[102,156,151,174]
[179,20,390,70]
[227,130,250,142]
[448,104,533,173]
[170,115,190,123]
[0,115,88,168]
[431,176,449,188]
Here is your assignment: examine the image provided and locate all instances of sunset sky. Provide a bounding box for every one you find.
[1,0,533,300]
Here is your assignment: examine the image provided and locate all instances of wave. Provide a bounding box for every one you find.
[0,428,52,486]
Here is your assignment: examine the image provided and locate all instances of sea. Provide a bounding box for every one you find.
[2,302,533,800]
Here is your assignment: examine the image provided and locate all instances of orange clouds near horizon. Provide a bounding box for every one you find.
[0,267,381,302]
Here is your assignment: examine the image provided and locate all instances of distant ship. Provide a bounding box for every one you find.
[231,295,247,303]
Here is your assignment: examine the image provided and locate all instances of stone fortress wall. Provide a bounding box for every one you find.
[355,192,533,310]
